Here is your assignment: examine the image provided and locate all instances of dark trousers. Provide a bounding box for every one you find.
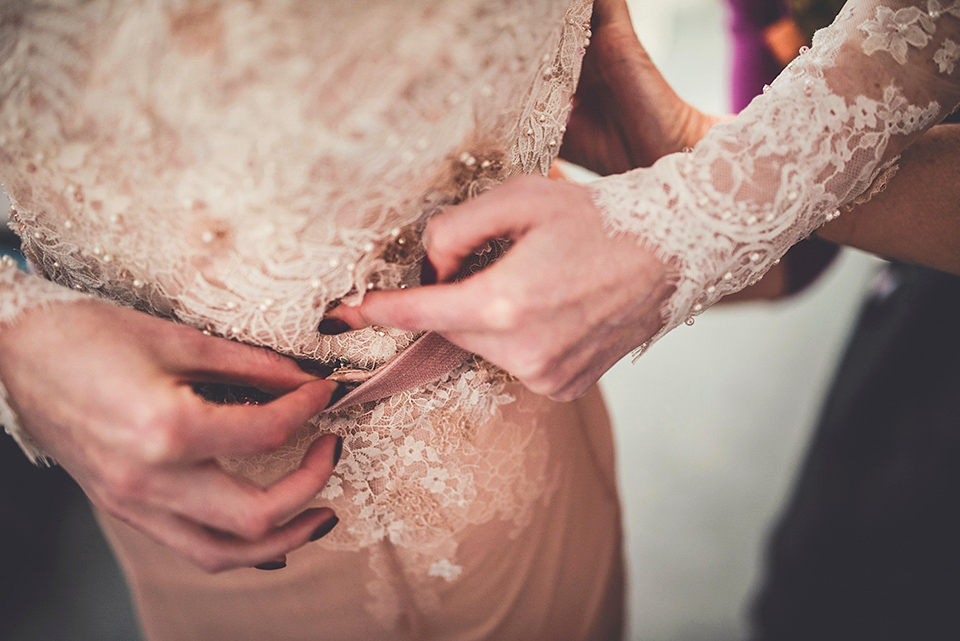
[751,263,960,640]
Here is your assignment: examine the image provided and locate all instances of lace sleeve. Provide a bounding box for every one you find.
[589,0,960,353]
[0,255,91,463]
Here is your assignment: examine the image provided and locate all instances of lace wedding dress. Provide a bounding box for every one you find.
[0,2,624,640]
[0,1,958,640]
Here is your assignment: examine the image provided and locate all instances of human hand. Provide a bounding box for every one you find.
[0,300,341,573]
[560,0,721,175]
[329,176,674,401]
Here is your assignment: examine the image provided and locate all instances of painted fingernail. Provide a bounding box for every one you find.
[420,259,438,286]
[296,359,334,378]
[333,436,344,467]
[318,318,352,335]
[326,383,349,409]
[254,559,287,571]
[310,516,340,542]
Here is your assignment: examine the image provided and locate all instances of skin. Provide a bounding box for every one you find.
[0,300,341,572]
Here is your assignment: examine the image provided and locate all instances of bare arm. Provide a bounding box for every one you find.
[818,123,960,274]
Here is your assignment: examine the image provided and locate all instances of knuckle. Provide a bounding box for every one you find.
[256,421,291,453]
[237,511,273,540]
[238,516,273,541]
[129,400,186,462]
[194,553,228,574]
[139,418,186,463]
[103,464,145,499]
[480,295,523,330]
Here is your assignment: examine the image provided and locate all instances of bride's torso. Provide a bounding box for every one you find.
[0,2,625,634]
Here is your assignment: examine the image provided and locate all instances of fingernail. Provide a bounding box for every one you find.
[420,259,438,286]
[333,436,344,467]
[295,359,334,378]
[310,516,340,542]
[318,318,352,335]
[326,383,349,409]
[254,559,287,571]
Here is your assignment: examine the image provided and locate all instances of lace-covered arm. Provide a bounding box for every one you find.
[590,0,960,352]
[0,256,91,463]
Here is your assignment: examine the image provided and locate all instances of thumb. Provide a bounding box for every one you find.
[424,178,539,282]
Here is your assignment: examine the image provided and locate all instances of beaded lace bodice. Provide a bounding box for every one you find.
[0,0,591,625]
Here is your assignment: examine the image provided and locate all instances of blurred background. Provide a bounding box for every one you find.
[0,1,885,639]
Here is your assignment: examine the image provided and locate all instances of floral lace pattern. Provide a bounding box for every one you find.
[0,0,592,626]
[935,38,960,71]
[590,0,960,354]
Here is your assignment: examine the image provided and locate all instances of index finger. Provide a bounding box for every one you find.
[179,379,338,459]
[335,274,509,334]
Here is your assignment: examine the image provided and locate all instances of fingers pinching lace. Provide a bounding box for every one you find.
[142,434,343,541]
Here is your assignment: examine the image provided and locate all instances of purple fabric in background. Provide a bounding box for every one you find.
[725,0,840,294]
[727,0,791,111]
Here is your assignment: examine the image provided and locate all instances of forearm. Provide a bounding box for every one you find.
[819,123,960,274]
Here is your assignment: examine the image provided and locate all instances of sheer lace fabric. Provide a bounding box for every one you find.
[0,0,593,625]
[591,0,960,353]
